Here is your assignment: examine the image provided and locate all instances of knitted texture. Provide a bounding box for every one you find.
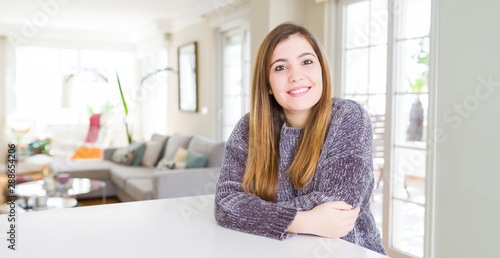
[215,98,387,255]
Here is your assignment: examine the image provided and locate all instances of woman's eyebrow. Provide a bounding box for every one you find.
[270,52,317,67]
[270,58,286,67]
[298,52,316,59]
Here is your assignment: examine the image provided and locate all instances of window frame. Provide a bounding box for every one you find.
[332,0,438,257]
[217,21,251,142]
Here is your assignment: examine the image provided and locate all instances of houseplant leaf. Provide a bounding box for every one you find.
[116,71,131,144]
[116,72,128,116]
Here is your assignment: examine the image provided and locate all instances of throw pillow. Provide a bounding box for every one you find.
[173,147,188,162]
[141,141,163,167]
[111,147,136,166]
[163,134,193,161]
[185,150,208,168]
[129,141,146,166]
[156,157,176,170]
[187,136,225,167]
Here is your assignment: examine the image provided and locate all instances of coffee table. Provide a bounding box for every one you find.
[16,178,107,204]
[0,196,78,214]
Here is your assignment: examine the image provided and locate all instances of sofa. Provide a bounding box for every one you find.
[48,133,225,202]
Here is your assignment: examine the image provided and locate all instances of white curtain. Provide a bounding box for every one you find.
[135,49,169,142]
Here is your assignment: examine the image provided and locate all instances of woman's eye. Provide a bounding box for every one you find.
[303,60,313,65]
[275,65,286,71]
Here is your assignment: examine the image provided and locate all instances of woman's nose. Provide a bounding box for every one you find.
[288,65,304,83]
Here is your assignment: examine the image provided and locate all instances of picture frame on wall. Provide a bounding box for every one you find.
[178,42,198,112]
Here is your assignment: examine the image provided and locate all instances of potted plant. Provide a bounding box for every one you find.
[116,67,177,144]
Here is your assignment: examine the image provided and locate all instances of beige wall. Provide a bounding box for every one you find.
[249,0,271,67]
[0,37,6,164]
[434,0,500,257]
[249,0,328,70]
[167,21,218,139]
[269,0,306,28]
[304,0,328,49]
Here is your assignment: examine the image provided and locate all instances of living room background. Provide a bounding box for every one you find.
[0,1,499,258]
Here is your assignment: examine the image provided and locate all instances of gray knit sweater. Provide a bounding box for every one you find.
[214,98,387,255]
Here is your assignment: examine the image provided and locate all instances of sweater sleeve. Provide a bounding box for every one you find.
[279,101,375,211]
[214,115,298,240]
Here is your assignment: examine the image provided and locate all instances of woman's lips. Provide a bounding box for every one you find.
[287,86,311,96]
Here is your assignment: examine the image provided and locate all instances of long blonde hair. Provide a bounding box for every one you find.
[242,22,332,202]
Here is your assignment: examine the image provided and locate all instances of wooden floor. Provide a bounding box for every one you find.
[78,197,120,207]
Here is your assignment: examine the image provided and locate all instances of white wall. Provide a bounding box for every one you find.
[434,0,500,257]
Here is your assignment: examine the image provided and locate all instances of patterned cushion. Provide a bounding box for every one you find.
[111,147,136,166]
[156,157,176,170]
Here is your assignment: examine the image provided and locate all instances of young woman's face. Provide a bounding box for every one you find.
[268,34,323,119]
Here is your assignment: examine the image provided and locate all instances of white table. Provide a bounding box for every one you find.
[0,195,387,258]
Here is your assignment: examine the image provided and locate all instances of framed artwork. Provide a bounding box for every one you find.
[178,42,198,112]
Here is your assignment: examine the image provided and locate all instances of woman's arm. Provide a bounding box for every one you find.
[281,156,374,210]
[287,201,360,238]
[215,142,361,240]
[214,116,298,240]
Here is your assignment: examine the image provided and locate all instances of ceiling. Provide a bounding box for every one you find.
[0,0,236,43]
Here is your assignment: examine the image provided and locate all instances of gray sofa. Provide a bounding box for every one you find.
[48,133,224,202]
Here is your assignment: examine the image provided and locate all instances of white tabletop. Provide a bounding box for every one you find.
[0,195,387,258]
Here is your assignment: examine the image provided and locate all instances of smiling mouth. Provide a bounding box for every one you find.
[288,87,311,94]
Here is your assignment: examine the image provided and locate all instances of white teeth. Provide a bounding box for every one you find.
[289,88,309,94]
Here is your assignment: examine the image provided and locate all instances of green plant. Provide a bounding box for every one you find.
[116,72,132,144]
[408,75,428,93]
[86,105,94,117]
[100,101,114,113]
[408,39,429,93]
[116,67,177,144]
[29,138,52,155]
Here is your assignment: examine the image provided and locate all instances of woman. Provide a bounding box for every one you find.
[214,22,386,255]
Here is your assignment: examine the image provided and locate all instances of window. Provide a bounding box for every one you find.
[219,27,251,141]
[391,1,430,256]
[342,3,388,236]
[14,46,135,123]
[337,0,433,257]
[10,46,135,150]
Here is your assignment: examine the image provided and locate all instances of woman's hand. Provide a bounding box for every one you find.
[287,201,360,238]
